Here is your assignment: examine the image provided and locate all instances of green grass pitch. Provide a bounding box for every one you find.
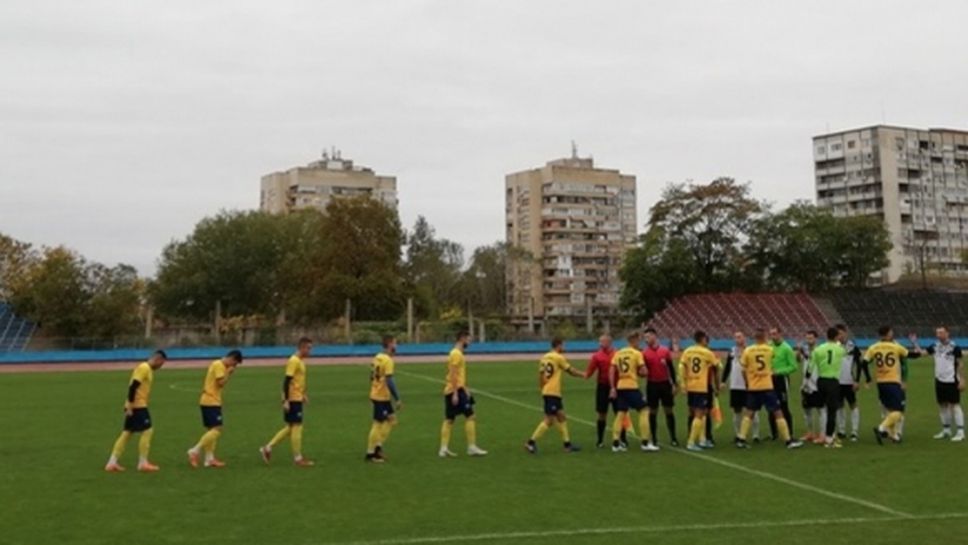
[2,357,967,545]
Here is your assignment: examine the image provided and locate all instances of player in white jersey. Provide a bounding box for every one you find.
[720,331,760,444]
[797,330,824,443]
[909,327,965,442]
[835,324,871,442]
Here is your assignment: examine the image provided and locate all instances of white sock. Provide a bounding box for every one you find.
[836,409,846,435]
[205,452,215,463]
[189,446,201,455]
[850,407,860,434]
[803,411,813,431]
[138,456,148,466]
[107,455,118,465]
[752,413,760,439]
[955,406,965,430]
[819,408,828,438]
[941,408,952,430]
[896,416,905,437]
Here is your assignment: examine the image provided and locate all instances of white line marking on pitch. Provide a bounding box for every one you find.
[333,512,967,545]
[395,369,911,518]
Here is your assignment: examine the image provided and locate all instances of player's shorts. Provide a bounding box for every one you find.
[877,383,906,412]
[839,384,857,406]
[646,381,675,410]
[729,390,747,411]
[123,408,152,432]
[614,389,646,412]
[200,405,223,428]
[687,392,710,410]
[745,390,780,412]
[444,388,475,420]
[772,375,790,405]
[595,383,617,414]
[935,380,961,405]
[372,400,395,422]
[801,390,824,410]
[284,401,304,424]
[543,395,563,415]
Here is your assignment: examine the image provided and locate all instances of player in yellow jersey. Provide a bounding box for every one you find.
[736,329,803,450]
[187,349,243,469]
[866,326,909,445]
[260,337,314,467]
[525,338,585,454]
[439,331,488,457]
[678,331,721,452]
[104,350,168,473]
[366,336,403,463]
[609,331,658,453]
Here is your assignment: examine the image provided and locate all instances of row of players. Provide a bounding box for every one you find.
[103,324,963,470]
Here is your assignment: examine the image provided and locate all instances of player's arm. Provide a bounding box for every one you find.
[721,354,733,389]
[676,355,686,391]
[710,358,721,394]
[584,357,596,379]
[608,359,618,398]
[566,362,583,378]
[665,354,677,385]
[124,380,140,414]
[447,359,460,404]
[386,375,402,407]
[900,355,909,387]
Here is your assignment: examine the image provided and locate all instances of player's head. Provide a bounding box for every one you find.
[382,334,397,354]
[733,330,746,346]
[224,349,244,367]
[297,337,313,357]
[551,337,564,352]
[644,327,658,346]
[878,325,893,341]
[754,328,767,343]
[826,327,839,341]
[456,330,471,349]
[835,323,848,342]
[626,331,641,348]
[805,330,818,345]
[599,334,612,350]
[693,330,708,346]
[769,327,782,343]
[937,326,950,343]
[148,350,168,369]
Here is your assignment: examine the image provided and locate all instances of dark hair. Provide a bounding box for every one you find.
[835,324,847,332]
[754,328,766,340]
[226,349,243,363]
[878,325,892,337]
[298,337,313,347]
[805,329,818,337]
[551,337,564,348]
[938,325,950,332]
[644,327,657,335]
[770,326,782,334]
[826,327,839,340]
[153,349,168,360]
[693,330,707,343]
[456,330,470,340]
[627,331,641,343]
[382,335,396,348]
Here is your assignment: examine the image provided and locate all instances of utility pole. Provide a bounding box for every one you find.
[406,297,414,342]
[344,299,352,343]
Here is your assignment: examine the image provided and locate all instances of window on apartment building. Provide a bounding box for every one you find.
[831,143,843,151]
[847,140,856,149]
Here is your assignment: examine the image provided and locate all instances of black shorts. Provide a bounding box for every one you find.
[614,389,646,412]
[124,408,152,432]
[444,389,475,420]
[772,375,789,404]
[802,390,824,409]
[839,385,857,407]
[646,381,675,410]
[746,391,780,412]
[687,392,710,410]
[543,395,563,416]
[372,400,395,422]
[729,390,747,411]
[595,383,617,414]
[878,383,906,412]
[200,405,223,428]
[284,401,304,424]
[936,380,961,405]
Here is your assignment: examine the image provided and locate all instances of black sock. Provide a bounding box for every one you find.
[648,412,658,443]
[666,413,677,442]
[620,429,627,444]
[596,420,606,444]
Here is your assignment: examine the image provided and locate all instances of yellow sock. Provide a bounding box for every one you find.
[268,426,290,448]
[380,421,394,444]
[639,411,652,442]
[290,425,303,458]
[881,411,902,434]
[138,428,153,461]
[196,429,220,454]
[739,415,752,441]
[612,413,627,441]
[531,421,550,441]
[366,422,381,454]
[689,416,704,445]
[465,419,477,446]
[775,417,791,442]
[556,421,571,443]
[110,431,131,459]
[440,420,453,449]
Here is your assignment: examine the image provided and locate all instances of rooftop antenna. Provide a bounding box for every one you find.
[322,148,329,160]
[571,140,578,159]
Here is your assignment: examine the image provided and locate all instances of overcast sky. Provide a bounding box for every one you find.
[2,1,967,274]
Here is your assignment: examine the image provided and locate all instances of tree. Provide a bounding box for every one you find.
[458,242,526,316]
[0,233,35,300]
[405,216,464,318]
[646,178,765,290]
[619,231,701,322]
[837,215,892,288]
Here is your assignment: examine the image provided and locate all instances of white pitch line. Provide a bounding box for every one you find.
[395,369,911,518]
[333,512,968,545]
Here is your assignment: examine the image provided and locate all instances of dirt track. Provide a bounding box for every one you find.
[0,353,593,374]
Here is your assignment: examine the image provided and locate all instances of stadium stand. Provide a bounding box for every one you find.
[828,290,968,338]
[647,293,829,339]
[0,303,36,352]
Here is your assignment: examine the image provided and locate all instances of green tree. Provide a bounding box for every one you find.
[837,215,892,288]
[619,231,701,322]
[405,216,464,318]
[0,232,35,300]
